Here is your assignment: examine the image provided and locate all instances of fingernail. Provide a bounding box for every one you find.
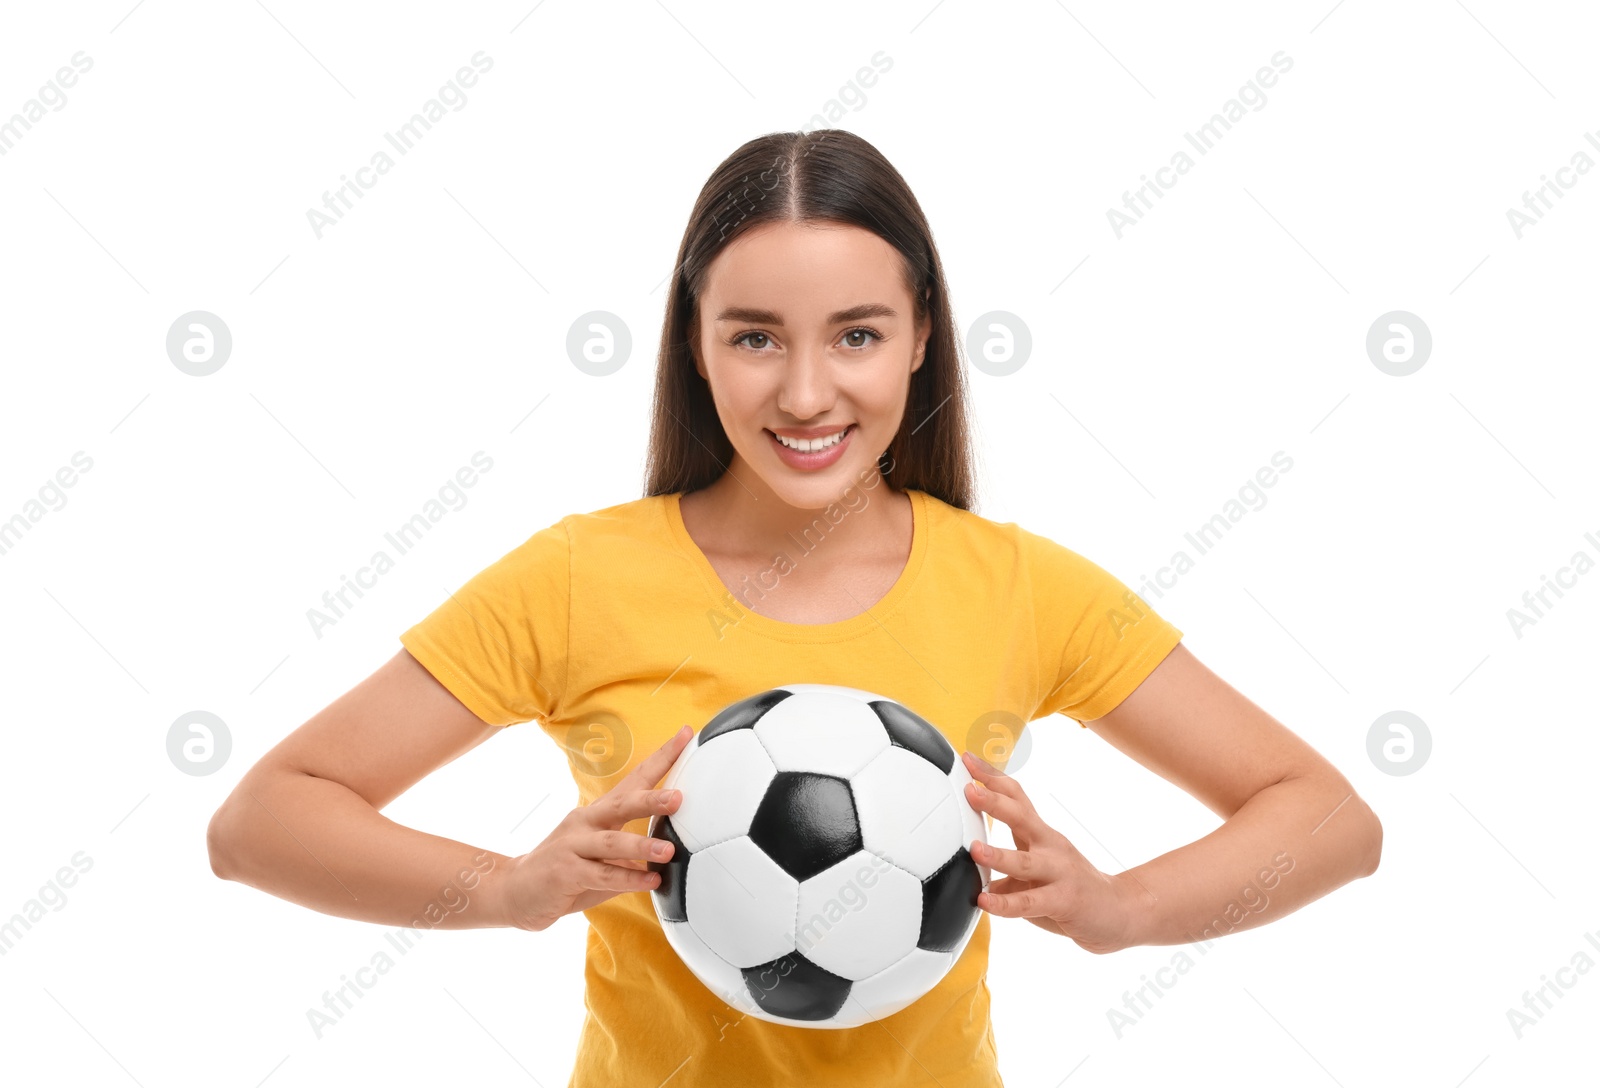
[652,841,671,858]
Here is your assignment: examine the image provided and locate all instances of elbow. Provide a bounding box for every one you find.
[1358,804,1383,877]
[206,802,237,881]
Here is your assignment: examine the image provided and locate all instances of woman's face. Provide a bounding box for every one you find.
[693,219,930,510]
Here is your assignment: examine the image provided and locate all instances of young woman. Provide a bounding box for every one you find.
[207,129,1382,1087]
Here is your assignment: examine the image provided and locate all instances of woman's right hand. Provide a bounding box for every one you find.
[495,724,692,932]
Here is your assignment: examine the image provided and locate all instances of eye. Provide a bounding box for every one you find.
[729,331,772,351]
[841,326,885,350]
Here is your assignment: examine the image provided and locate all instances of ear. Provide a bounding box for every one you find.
[911,291,932,373]
[689,319,707,380]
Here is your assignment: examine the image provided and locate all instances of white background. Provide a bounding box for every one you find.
[2,1,1596,1084]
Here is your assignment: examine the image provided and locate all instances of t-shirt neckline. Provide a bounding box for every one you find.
[663,487,930,642]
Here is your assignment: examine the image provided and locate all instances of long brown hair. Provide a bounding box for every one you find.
[642,129,977,511]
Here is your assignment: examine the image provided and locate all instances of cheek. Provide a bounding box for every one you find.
[858,374,912,420]
[704,363,767,428]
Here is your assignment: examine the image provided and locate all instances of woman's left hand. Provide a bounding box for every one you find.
[960,750,1143,955]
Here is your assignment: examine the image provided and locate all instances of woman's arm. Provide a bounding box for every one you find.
[1082,642,1382,948]
[206,649,518,930]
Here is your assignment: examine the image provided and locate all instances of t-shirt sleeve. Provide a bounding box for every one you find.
[1019,525,1183,725]
[398,519,570,727]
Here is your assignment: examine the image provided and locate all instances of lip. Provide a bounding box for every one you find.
[770,424,855,439]
[768,423,855,471]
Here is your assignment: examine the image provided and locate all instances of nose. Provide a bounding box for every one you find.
[776,342,836,420]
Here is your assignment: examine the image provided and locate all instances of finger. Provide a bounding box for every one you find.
[615,724,694,792]
[970,840,1055,883]
[960,751,1031,806]
[984,876,1026,897]
[977,883,1044,917]
[962,755,1048,836]
[602,856,657,872]
[572,857,661,894]
[575,828,676,866]
[963,749,1002,778]
[591,785,682,829]
[963,780,1039,847]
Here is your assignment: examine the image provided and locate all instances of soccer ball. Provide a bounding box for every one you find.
[647,684,991,1029]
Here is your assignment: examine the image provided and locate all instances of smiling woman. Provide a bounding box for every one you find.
[698,234,923,481]
[648,132,970,511]
[207,128,1380,1088]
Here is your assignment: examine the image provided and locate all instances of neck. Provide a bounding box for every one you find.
[689,460,903,560]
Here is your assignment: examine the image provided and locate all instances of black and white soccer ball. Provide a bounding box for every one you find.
[647,684,990,1029]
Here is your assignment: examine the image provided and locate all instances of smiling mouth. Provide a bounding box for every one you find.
[768,424,856,452]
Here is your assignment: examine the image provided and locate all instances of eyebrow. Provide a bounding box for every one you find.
[713,302,898,325]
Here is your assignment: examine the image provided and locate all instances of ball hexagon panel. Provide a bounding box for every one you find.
[687,837,800,968]
[748,771,862,882]
[793,850,921,981]
[667,728,775,853]
[829,947,956,1029]
[754,689,890,779]
[852,745,963,879]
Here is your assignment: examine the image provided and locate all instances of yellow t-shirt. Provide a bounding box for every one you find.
[399,485,1183,1087]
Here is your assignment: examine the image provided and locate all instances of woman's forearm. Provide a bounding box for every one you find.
[207,768,515,930]
[1113,773,1382,950]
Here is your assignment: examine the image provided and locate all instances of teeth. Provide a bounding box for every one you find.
[775,427,849,452]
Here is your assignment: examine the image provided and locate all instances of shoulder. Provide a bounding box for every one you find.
[915,489,1044,565]
[524,493,682,572]
[477,493,669,571]
[535,492,674,541]
[920,493,1130,602]
[455,494,676,610]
